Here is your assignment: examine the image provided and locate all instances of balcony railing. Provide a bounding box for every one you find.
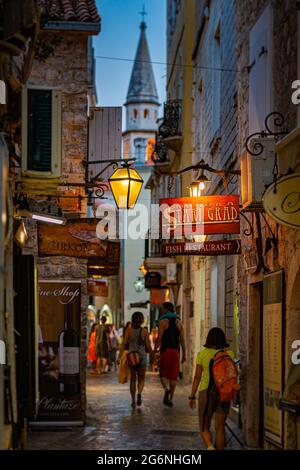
[151,100,183,163]
[159,99,182,139]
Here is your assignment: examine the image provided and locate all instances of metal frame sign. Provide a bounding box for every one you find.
[160,195,240,238]
[263,270,284,447]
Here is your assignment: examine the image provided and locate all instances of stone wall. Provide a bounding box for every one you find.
[28,32,89,195]
[23,30,92,417]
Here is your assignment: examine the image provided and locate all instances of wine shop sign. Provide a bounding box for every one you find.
[34,280,83,426]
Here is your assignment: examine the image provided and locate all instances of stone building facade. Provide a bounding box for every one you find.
[13,0,100,442]
[187,3,240,438]
[235,0,300,450]
[150,0,300,450]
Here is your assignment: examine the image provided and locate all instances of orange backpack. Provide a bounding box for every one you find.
[210,350,240,402]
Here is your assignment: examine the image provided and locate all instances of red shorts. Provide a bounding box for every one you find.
[160,348,179,381]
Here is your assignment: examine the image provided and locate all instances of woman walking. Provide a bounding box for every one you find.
[119,312,152,407]
[189,327,236,450]
[87,323,97,374]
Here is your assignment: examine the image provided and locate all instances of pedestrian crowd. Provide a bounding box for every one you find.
[87,302,240,450]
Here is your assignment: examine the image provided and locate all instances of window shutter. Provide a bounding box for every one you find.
[88,107,122,181]
[249,5,273,134]
[27,89,52,172]
[22,87,61,177]
[51,90,62,177]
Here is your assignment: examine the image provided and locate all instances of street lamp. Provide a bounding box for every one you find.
[134,277,144,292]
[108,162,143,209]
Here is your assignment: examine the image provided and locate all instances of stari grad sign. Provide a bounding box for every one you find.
[160,195,240,238]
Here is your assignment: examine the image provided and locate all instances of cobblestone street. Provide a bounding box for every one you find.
[27,372,243,450]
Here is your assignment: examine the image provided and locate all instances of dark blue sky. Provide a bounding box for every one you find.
[94,0,166,119]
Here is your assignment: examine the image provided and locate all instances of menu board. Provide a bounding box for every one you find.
[263,270,283,446]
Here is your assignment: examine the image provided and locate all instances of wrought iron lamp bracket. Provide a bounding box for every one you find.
[82,158,136,199]
[239,210,254,237]
[245,112,288,156]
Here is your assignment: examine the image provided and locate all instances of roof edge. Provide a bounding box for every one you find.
[42,21,101,34]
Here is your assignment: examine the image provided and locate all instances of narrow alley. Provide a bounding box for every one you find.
[27,373,243,451]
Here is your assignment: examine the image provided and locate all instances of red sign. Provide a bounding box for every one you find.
[161,239,241,256]
[160,196,240,238]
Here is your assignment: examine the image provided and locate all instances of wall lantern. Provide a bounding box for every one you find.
[108,163,143,209]
[189,170,210,198]
[14,221,28,247]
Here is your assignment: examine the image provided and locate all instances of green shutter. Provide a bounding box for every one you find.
[27,89,52,172]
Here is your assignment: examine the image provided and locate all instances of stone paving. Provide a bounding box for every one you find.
[27,371,244,450]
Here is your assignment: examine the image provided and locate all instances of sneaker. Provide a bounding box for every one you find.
[137,394,142,406]
[166,399,173,407]
[131,400,136,408]
[163,389,170,406]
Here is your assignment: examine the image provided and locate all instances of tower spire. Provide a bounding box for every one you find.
[125,16,159,105]
[139,4,147,29]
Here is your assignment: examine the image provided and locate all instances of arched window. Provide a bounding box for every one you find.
[133,109,138,119]
[144,109,149,119]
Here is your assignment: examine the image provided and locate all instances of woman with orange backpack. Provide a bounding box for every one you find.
[189,327,239,450]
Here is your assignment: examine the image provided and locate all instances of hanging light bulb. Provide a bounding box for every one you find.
[189,169,210,198]
[108,162,143,209]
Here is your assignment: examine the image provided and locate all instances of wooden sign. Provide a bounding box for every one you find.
[38,219,107,259]
[160,195,240,238]
[87,280,108,297]
[161,239,241,256]
[87,242,120,277]
[145,272,161,288]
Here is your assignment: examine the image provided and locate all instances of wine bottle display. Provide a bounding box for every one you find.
[58,302,80,395]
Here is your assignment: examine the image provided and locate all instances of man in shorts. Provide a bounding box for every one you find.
[154,302,186,407]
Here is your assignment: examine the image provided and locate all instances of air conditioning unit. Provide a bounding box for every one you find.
[240,137,275,211]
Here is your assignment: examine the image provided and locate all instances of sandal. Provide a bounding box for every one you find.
[137,394,142,406]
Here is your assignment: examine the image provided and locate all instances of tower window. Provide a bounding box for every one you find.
[144,109,149,119]
[134,137,147,162]
[133,109,138,119]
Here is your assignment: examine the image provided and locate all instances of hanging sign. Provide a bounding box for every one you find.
[160,195,240,238]
[263,173,300,229]
[161,239,241,256]
[145,272,161,288]
[87,280,108,297]
[35,280,82,425]
[38,219,107,258]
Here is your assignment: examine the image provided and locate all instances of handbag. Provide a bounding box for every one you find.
[127,351,140,367]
